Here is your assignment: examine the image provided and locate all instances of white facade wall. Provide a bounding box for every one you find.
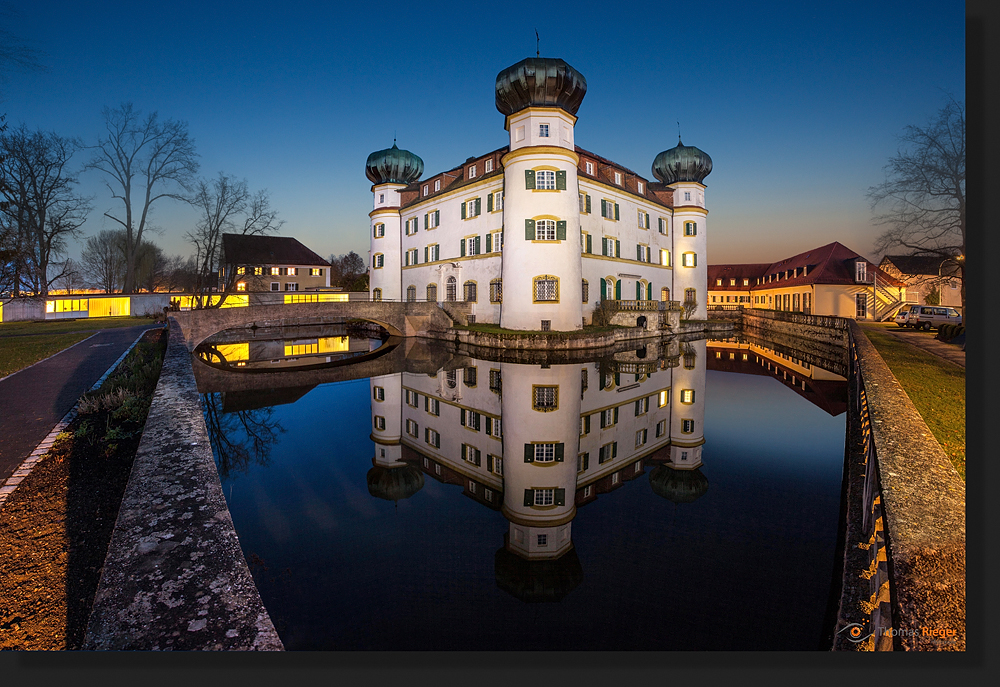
[369,199,403,301]
[670,182,708,320]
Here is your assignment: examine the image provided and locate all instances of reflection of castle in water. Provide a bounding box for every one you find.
[197,326,376,371]
[368,340,710,601]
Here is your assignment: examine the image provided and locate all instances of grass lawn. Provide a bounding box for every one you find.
[0,332,96,379]
[0,316,158,379]
[860,324,965,480]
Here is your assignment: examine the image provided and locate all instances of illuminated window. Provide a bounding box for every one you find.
[680,389,695,404]
[271,267,280,275]
[660,249,670,266]
[236,282,246,292]
[533,386,558,411]
[236,266,246,275]
[254,266,263,275]
[311,268,323,276]
[658,390,669,407]
[681,252,697,267]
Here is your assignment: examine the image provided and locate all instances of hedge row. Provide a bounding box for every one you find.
[937,323,965,341]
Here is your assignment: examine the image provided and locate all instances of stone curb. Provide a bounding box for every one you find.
[0,327,160,509]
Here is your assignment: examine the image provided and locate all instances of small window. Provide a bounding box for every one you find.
[637,181,644,193]
[284,282,298,291]
[680,389,695,404]
[469,164,477,178]
[434,180,440,192]
[373,253,384,268]
[485,159,493,173]
[684,222,697,236]
[537,533,548,546]
[656,419,666,437]
[614,172,622,185]
[373,386,385,401]
[423,184,429,196]
[539,123,549,138]
[716,279,723,286]
[270,282,279,291]
[236,282,246,292]
[406,419,418,437]
[682,419,695,433]
[533,385,558,411]
[658,390,668,407]
[374,416,386,430]
[585,161,594,175]
[685,191,691,201]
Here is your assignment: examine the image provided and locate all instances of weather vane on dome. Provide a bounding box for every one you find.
[677,121,682,144]
[536,29,540,57]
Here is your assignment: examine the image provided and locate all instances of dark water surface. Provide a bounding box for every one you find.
[198,333,847,650]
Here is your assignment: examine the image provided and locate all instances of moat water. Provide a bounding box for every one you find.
[195,326,847,650]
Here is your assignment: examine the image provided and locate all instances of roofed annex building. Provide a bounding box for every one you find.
[707,241,908,321]
[220,234,332,293]
[365,57,713,331]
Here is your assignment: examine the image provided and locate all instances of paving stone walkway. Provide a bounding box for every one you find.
[0,324,163,486]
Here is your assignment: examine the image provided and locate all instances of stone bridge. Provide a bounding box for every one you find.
[170,300,459,351]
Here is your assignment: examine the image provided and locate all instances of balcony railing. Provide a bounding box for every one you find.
[609,300,681,312]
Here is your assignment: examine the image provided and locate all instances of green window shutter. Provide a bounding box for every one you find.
[475,235,481,254]
[586,234,592,254]
[648,282,653,300]
[602,237,608,256]
[525,219,535,240]
[461,202,466,220]
[461,444,467,460]
[613,406,619,423]
[614,203,620,221]
[475,198,481,216]
[600,278,607,300]
[601,199,607,217]
[524,489,535,507]
[524,444,534,463]
[555,443,564,462]
[486,232,492,253]
[637,245,642,261]
[425,213,429,228]
[460,240,466,257]
[616,239,621,257]
[556,220,566,240]
[584,415,590,433]
[693,253,698,266]
[525,169,535,189]
[487,193,493,212]
[435,210,440,226]
[612,442,618,458]
[424,246,429,263]
[645,212,650,228]
[556,170,566,190]
[586,195,592,213]
[460,408,466,426]
[615,279,621,300]
[636,282,642,300]
[555,488,565,506]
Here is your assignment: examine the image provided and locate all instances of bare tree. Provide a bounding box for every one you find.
[327,251,366,290]
[0,126,90,296]
[162,254,198,292]
[87,103,199,294]
[868,98,965,318]
[187,172,283,307]
[53,257,84,294]
[0,3,45,103]
[81,228,126,293]
[135,240,166,293]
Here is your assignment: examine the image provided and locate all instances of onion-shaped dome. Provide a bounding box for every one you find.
[495,57,587,117]
[367,465,424,502]
[494,545,584,603]
[651,138,713,184]
[649,465,709,504]
[365,143,423,185]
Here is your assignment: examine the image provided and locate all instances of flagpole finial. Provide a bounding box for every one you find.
[535,29,540,57]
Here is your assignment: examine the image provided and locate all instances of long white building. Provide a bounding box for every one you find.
[366,57,713,331]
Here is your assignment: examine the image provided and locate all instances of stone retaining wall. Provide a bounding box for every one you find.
[83,320,283,650]
[741,309,849,347]
[833,320,965,650]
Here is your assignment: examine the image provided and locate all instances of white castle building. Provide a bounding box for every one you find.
[366,57,713,331]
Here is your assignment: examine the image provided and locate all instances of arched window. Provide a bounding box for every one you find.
[661,287,670,301]
[463,280,477,302]
[427,283,437,302]
[581,279,589,304]
[490,278,502,303]
[446,276,457,302]
[533,275,559,302]
[372,288,382,302]
[536,219,556,240]
[406,285,416,302]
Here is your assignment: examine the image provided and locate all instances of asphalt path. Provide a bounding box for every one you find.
[0,324,163,483]
[863,323,966,368]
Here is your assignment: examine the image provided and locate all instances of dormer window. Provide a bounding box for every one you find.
[729,279,736,286]
[423,184,429,196]
[637,181,644,194]
[716,279,722,286]
[585,161,594,175]
[485,159,493,173]
[614,172,622,185]
[855,260,867,282]
[743,278,749,286]
[469,165,476,179]
[434,179,441,192]
[539,123,549,137]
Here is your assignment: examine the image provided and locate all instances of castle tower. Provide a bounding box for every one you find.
[669,338,707,470]
[652,139,713,320]
[366,143,423,302]
[500,362,582,560]
[496,58,587,331]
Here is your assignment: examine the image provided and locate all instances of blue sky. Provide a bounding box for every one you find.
[2,0,964,266]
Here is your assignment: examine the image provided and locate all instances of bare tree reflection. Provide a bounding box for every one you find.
[202,392,286,478]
